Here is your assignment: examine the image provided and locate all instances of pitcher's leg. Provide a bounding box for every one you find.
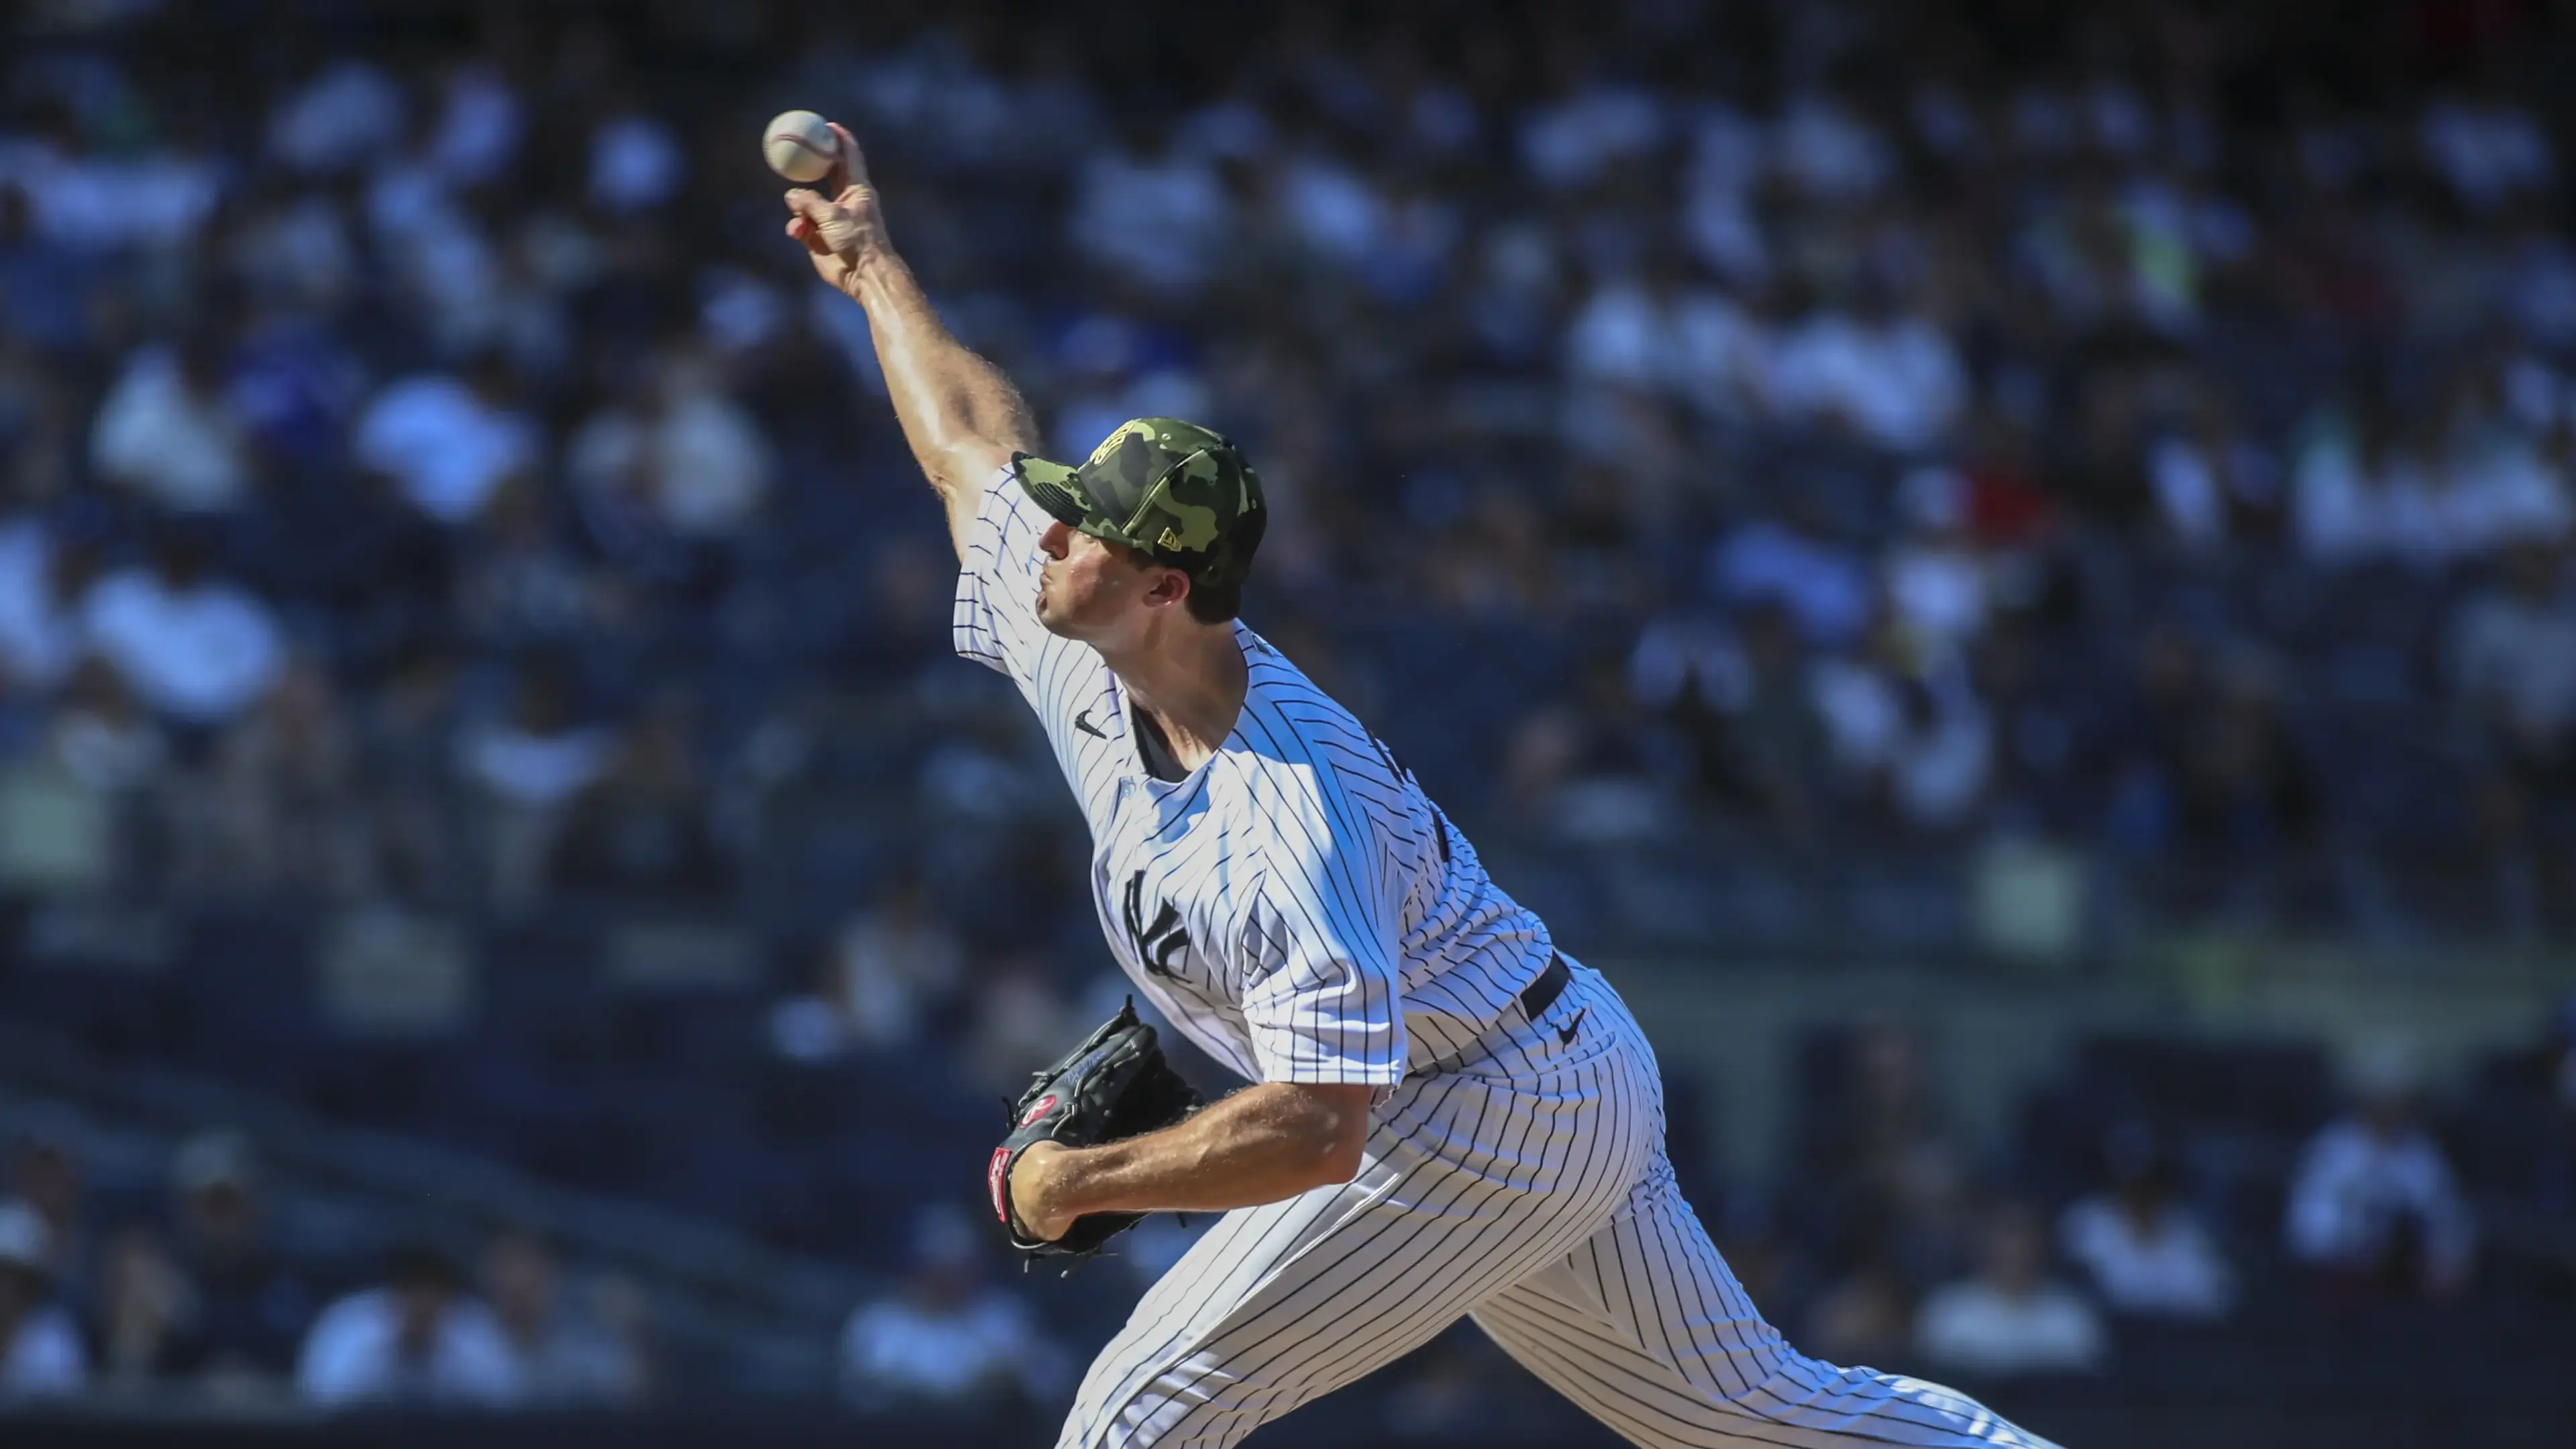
[1472,1157,2065,1449]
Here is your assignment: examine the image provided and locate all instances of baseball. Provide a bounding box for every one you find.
[763,109,838,183]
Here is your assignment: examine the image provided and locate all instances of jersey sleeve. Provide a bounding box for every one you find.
[951,467,1055,679]
[1238,839,1408,1087]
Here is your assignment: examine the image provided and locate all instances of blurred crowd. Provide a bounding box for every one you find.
[10,994,2569,1413]
[4,0,2576,955]
[1770,1024,2492,1381]
[0,1124,649,1409]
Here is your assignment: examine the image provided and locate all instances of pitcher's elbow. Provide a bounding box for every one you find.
[1313,1102,1371,1184]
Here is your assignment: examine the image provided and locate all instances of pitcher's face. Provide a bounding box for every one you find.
[1035,519,1188,647]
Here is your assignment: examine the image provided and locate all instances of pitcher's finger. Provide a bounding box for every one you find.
[828,122,867,187]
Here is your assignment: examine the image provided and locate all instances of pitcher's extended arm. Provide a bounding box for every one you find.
[786,123,1040,557]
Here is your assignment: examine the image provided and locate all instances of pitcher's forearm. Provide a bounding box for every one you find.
[1032,1083,1371,1220]
[847,248,1038,498]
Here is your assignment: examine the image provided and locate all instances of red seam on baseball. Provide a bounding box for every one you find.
[769,133,833,157]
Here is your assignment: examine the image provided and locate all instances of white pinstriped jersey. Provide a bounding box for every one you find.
[953,472,1555,1085]
[951,470,2061,1449]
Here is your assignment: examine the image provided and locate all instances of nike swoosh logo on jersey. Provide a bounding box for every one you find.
[1556,1008,1587,1046]
[1074,708,1107,739]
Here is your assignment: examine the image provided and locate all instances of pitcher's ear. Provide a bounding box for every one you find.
[1142,564,1193,610]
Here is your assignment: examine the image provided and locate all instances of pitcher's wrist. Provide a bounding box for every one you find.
[846,246,914,308]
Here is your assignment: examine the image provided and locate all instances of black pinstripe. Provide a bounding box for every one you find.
[951,476,2062,1449]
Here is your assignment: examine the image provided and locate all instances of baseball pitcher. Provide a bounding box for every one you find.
[785,123,2061,1449]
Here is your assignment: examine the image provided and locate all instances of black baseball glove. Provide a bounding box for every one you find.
[988,999,1203,1260]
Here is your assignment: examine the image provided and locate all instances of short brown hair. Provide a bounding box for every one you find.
[1107,524,1257,625]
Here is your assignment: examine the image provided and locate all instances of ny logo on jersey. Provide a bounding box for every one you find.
[1122,871,1190,979]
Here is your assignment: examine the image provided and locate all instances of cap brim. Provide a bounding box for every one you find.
[1011,453,1092,529]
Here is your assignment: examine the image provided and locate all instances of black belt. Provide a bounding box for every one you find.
[1518,953,1570,1022]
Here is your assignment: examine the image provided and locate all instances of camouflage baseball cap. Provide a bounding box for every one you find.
[1012,419,1265,588]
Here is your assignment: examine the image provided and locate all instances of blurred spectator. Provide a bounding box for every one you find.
[461,664,612,905]
[1915,1203,2106,1377]
[225,186,361,321]
[78,534,284,728]
[268,59,408,176]
[548,694,728,902]
[2176,651,2319,860]
[455,481,621,646]
[184,658,371,896]
[93,1228,197,1389]
[1883,469,1990,655]
[0,341,71,504]
[1424,491,1556,620]
[1821,664,1994,835]
[2060,1126,2234,1320]
[1774,85,1892,204]
[1801,1021,1975,1278]
[587,109,685,216]
[480,1230,645,1407]
[769,874,970,1063]
[2286,1045,2477,1303]
[1630,602,1824,830]
[352,352,536,527]
[38,660,170,848]
[7,1124,90,1313]
[2427,373,2573,558]
[1709,510,1872,649]
[828,874,967,1051]
[1070,129,1232,294]
[89,334,255,514]
[0,739,109,896]
[1502,655,1669,842]
[2419,86,2554,214]
[297,1243,517,1407]
[0,182,89,358]
[567,349,772,541]
[2147,403,2282,554]
[0,1200,84,1397]
[1769,286,1966,454]
[1804,1248,1915,1367]
[964,963,1078,1097]
[357,645,466,902]
[2291,409,2400,568]
[5,106,219,255]
[0,516,95,692]
[462,666,612,809]
[2449,545,2576,776]
[168,1131,313,1381]
[838,1204,1067,1413]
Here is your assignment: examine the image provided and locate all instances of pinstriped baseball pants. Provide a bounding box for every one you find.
[1057,962,2062,1448]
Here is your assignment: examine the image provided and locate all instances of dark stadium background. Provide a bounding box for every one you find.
[1,0,2573,1444]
